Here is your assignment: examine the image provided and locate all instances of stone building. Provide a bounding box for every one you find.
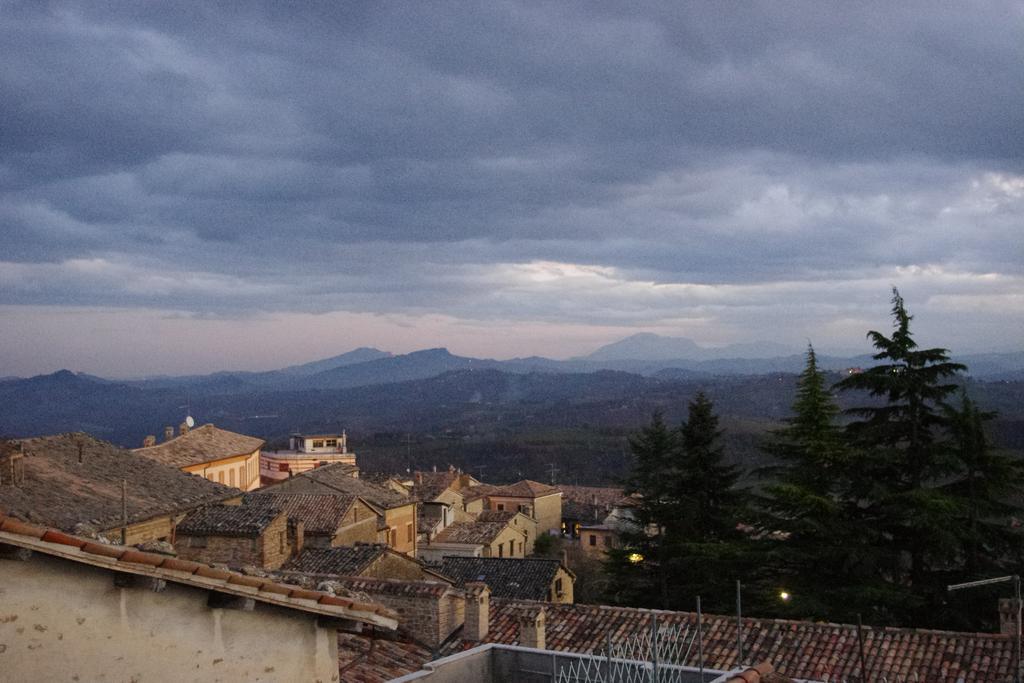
[0,513,396,682]
[439,556,575,604]
[477,509,538,555]
[471,480,563,536]
[418,517,528,564]
[0,433,239,544]
[282,544,442,581]
[134,423,264,491]
[174,504,296,569]
[268,462,419,556]
[243,491,379,548]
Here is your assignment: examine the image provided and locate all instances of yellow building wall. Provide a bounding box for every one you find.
[384,503,418,556]
[487,492,562,536]
[185,450,261,491]
[551,566,574,604]
[483,526,527,558]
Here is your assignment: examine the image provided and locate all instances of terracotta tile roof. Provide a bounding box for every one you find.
[283,545,390,576]
[0,433,239,533]
[244,492,357,535]
[337,632,433,683]
[326,575,458,598]
[133,424,264,468]
[411,471,460,501]
[557,485,625,507]
[176,504,283,537]
[559,485,623,522]
[441,600,1019,683]
[270,463,413,509]
[463,480,561,502]
[431,519,520,546]
[0,513,397,630]
[492,480,561,498]
[439,557,570,602]
[476,509,520,523]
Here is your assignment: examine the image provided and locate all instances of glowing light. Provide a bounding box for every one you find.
[628,553,644,564]
[779,591,791,602]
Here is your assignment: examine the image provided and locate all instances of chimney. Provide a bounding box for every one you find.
[289,519,305,556]
[514,605,545,650]
[164,426,174,442]
[179,421,190,436]
[999,598,1021,635]
[561,549,568,566]
[415,472,423,484]
[143,435,156,447]
[463,582,490,641]
[0,442,25,486]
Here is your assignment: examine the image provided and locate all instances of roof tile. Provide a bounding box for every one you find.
[134,424,264,469]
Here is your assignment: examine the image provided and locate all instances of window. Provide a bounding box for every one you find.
[325,439,337,447]
[312,440,324,448]
[217,471,224,484]
[509,540,515,556]
[589,534,597,547]
[278,462,290,472]
[519,542,523,554]
[555,578,563,596]
[389,528,397,547]
[496,503,505,511]
[229,468,235,487]
[498,544,504,558]
[406,522,413,543]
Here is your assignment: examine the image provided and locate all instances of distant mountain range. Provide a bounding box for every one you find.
[2,334,1022,484]
[578,333,794,362]
[4,335,1023,397]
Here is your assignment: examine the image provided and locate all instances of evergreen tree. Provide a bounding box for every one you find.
[939,391,1024,629]
[663,392,747,612]
[605,411,678,607]
[606,396,748,612]
[758,344,853,618]
[835,288,966,625]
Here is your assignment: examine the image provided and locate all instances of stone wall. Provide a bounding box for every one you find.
[334,578,465,649]
[364,552,430,581]
[176,514,292,569]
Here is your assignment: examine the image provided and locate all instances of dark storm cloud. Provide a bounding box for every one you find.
[1,1,1022,359]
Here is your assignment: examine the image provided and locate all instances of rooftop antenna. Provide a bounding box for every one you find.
[546,463,559,485]
[180,397,194,428]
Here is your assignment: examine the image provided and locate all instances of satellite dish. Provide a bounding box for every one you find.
[185,415,195,428]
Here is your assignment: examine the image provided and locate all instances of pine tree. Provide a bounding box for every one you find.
[939,391,1024,629]
[835,288,966,625]
[758,344,853,618]
[605,412,678,607]
[606,397,748,612]
[661,392,747,612]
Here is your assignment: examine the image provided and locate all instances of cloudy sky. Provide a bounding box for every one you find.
[2,2,1022,377]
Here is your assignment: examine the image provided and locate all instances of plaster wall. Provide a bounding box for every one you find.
[0,553,339,682]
